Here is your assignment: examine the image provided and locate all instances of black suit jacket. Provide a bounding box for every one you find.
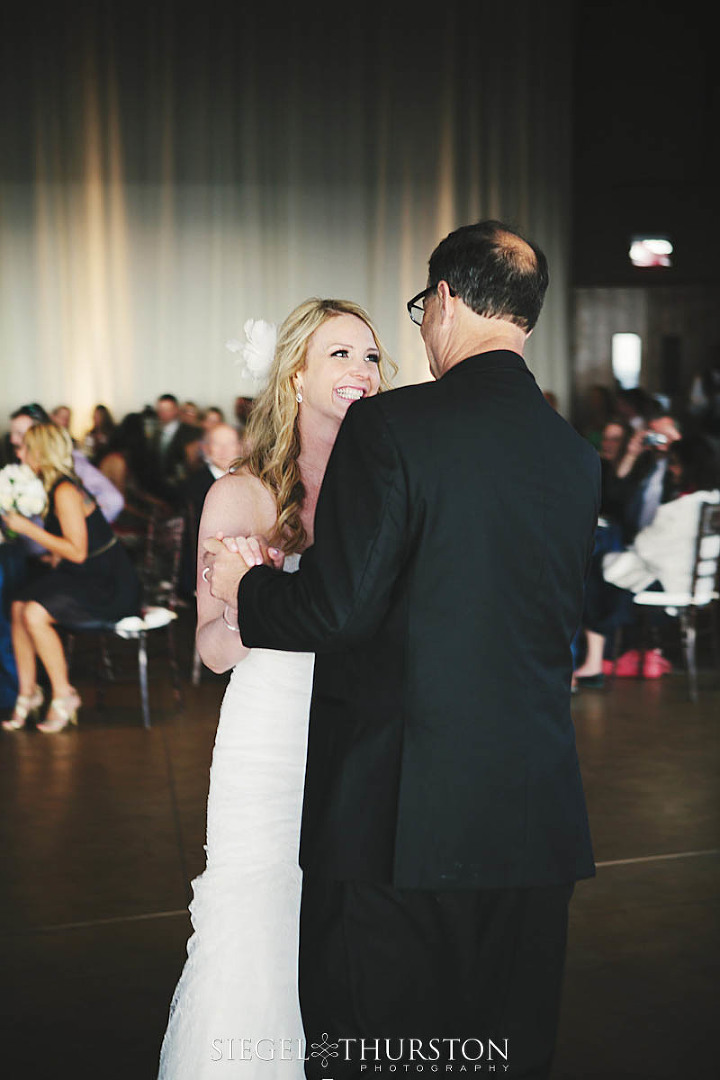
[179,464,216,597]
[239,351,601,890]
[185,463,215,530]
[158,422,199,474]
[147,422,200,505]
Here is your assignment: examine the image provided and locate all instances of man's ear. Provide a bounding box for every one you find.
[436,280,455,320]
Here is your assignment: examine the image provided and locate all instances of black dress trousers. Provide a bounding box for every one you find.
[299,876,574,1080]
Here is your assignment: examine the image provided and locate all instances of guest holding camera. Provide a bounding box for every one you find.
[614,408,681,541]
[605,435,720,593]
[572,435,719,688]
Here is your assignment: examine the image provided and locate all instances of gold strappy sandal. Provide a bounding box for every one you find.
[2,686,44,731]
[37,689,81,734]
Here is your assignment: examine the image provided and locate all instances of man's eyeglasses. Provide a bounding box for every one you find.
[406,286,435,326]
[406,284,455,325]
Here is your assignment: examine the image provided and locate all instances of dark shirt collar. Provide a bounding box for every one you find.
[440,350,531,380]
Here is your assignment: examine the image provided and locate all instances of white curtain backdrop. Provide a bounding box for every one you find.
[0,1,574,434]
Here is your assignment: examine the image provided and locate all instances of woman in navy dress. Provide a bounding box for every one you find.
[2,422,140,733]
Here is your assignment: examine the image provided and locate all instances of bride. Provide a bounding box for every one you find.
[157,298,393,1078]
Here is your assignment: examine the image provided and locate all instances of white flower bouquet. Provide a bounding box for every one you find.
[0,463,47,539]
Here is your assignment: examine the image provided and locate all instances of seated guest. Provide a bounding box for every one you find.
[185,422,243,525]
[82,404,116,464]
[579,384,615,449]
[97,412,155,500]
[573,436,720,688]
[180,401,206,470]
[51,404,79,448]
[613,405,682,542]
[180,400,201,427]
[2,423,141,733]
[233,395,254,432]
[146,394,201,507]
[600,417,631,469]
[568,420,630,682]
[4,406,113,704]
[604,435,720,594]
[615,387,655,432]
[201,406,225,437]
[598,418,633,526]
[180,422,243,597]
[51,404,72,432]
[96,412,171,546]
[10,405,124,525]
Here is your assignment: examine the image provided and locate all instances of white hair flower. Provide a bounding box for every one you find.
[226,318,277,385]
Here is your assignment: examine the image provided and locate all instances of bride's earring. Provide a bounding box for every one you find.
[295,389,303,404]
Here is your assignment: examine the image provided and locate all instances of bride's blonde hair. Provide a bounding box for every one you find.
[239,298,395,554]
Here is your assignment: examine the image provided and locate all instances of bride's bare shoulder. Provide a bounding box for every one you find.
[199,468,275,537]
[212,467,265,497]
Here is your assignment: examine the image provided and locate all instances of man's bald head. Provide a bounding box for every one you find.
[427,220,549,332]
[206,423,243,473]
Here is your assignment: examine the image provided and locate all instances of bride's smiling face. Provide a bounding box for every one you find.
[295,314,381,424]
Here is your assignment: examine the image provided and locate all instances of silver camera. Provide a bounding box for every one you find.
[644,432,669,447]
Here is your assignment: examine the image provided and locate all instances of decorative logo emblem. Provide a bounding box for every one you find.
[309,1033,339,1068]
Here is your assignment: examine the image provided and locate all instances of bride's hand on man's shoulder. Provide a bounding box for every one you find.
[215,532,285,570]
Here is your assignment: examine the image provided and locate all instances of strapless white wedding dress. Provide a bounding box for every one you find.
[158,555,314,1078]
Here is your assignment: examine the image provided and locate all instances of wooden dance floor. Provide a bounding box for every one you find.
[1,611,717,1079]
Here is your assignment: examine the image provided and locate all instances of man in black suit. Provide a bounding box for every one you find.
[147,393,201,507]
[205,221,600,1078]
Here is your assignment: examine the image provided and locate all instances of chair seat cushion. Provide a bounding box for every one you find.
[634,590,718,607]
[142,606,179,629]
[114,607,179,638]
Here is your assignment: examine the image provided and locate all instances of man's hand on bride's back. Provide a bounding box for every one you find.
[220,534,285,571]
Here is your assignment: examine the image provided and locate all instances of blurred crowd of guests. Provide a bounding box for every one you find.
[1,394,251,520]
[0,395,250,715]
[3,368,719,711]
[570,375,720,687]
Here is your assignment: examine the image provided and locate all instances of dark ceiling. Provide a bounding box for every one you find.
[572,2,717,286]
[1,2,714,288]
